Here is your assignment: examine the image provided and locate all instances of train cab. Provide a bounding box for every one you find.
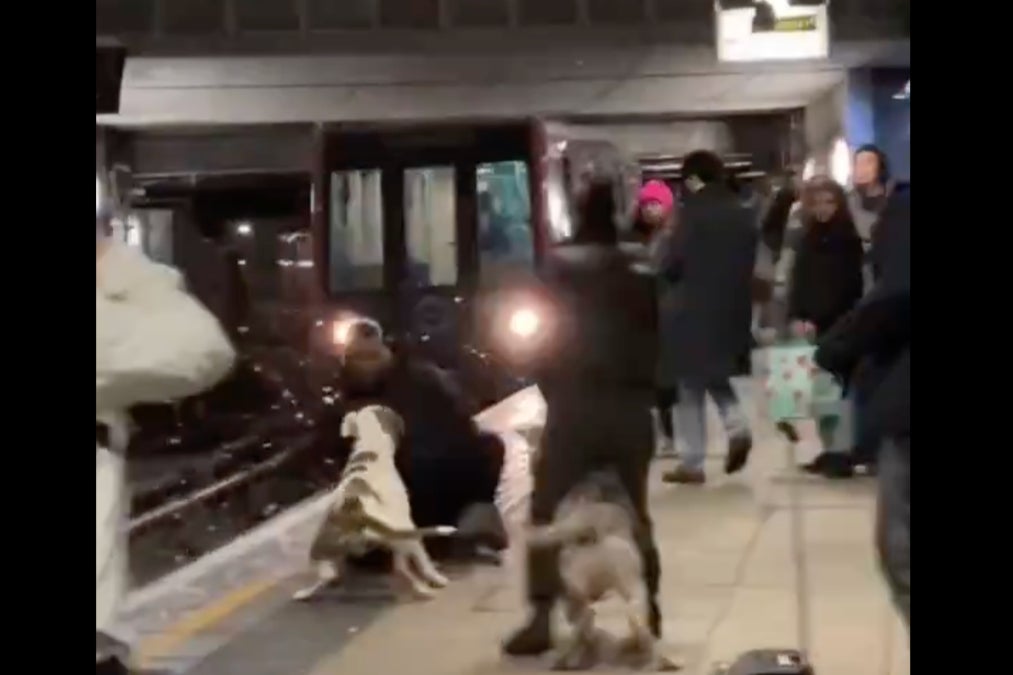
[109,118,637,443]
[307,118,638,406]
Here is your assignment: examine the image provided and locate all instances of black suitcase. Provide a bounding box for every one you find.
[716,649,814,675]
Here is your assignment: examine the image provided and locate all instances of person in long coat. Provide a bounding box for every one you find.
[654,151,759,485]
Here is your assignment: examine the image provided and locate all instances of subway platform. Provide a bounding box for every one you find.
[116,382,909,675]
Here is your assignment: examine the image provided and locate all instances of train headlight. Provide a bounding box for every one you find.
[508,307,541,340]
[329,314,383,350]
[332,318,357,346]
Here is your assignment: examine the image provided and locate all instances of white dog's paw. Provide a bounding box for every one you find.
[427,571,450,588]
[292,586,318,601]
[410,583,438,601]
[433,526,457,536]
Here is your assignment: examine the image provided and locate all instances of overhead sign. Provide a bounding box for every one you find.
[716,1,830,63]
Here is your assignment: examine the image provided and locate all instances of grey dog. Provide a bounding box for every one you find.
[527,470,679,671]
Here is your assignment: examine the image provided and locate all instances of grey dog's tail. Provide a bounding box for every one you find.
[526,511,595,548]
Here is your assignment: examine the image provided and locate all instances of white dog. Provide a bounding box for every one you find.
[293,405,456,601]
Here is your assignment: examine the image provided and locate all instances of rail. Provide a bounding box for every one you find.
[128,433,315,536]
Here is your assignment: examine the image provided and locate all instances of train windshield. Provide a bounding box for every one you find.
[326,159,535,294]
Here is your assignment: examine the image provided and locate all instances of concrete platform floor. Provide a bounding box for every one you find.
[297,398,910,675]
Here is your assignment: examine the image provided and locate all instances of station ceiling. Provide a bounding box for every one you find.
[101,39,909,126]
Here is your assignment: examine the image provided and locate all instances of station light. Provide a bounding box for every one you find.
[508,307,541,340]
[802,158,815,181]
[830,138,851,187]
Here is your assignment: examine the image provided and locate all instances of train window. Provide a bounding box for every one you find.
[476,160,535,284]
[404,166,459,287]
[328,169,384,292]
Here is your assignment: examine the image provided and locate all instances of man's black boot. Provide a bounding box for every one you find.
[649,598,662,638]
[503,603,553,656]
[96,657,129,675]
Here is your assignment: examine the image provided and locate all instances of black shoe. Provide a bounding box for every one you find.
[800,451,834,474]
[853,461,878,477]
[503,606,553,656]
[96,657,129,675]
[724,435,753,474]
[819,453,855,479]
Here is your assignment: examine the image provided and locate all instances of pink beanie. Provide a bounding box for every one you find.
[638,180,675,214]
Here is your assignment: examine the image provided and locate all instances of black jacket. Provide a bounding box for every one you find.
[816,189,910,440]
[787,219,865,335]
[535,243,658,398]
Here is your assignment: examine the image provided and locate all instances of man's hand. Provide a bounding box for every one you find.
[790,320,816,341]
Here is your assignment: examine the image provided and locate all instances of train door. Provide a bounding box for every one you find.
[318,123,540,392]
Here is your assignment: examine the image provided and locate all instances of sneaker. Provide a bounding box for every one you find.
[724,435,753,474]
[662,465,706,485]
[655,436,678,458]
[799,451,834,474]
[502,606,553,656]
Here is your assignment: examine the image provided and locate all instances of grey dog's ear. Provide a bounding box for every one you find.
[372,407,405,439]
[340,412,359,439]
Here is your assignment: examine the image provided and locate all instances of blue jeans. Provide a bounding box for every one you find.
[674,379,749,472]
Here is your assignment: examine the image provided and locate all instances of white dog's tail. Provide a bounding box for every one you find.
[366,518,457,540]
[394,525,458,539]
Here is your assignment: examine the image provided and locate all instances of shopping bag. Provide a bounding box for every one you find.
[756,342,842,423]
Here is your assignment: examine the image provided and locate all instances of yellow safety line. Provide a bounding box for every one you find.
[137,577,280,668]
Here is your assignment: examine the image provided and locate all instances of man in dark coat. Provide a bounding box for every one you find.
[815,188,909,628]
[336,321,506,543]
[656,151,759,485]
[503,179,662,656]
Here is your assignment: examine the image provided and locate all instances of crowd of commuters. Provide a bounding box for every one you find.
[635,145,909,628]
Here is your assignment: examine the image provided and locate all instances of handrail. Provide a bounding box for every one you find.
[128,434,315,536]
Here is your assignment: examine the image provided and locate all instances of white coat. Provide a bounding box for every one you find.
[96,243,235,638]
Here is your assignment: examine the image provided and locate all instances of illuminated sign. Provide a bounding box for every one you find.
[716,1,830,63]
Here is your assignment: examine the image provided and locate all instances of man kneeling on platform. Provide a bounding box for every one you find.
[334,319,509,559]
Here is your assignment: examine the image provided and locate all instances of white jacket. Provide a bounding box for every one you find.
[96,243,235,636]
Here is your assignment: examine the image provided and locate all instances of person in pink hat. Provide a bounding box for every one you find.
[635,180,681,459]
